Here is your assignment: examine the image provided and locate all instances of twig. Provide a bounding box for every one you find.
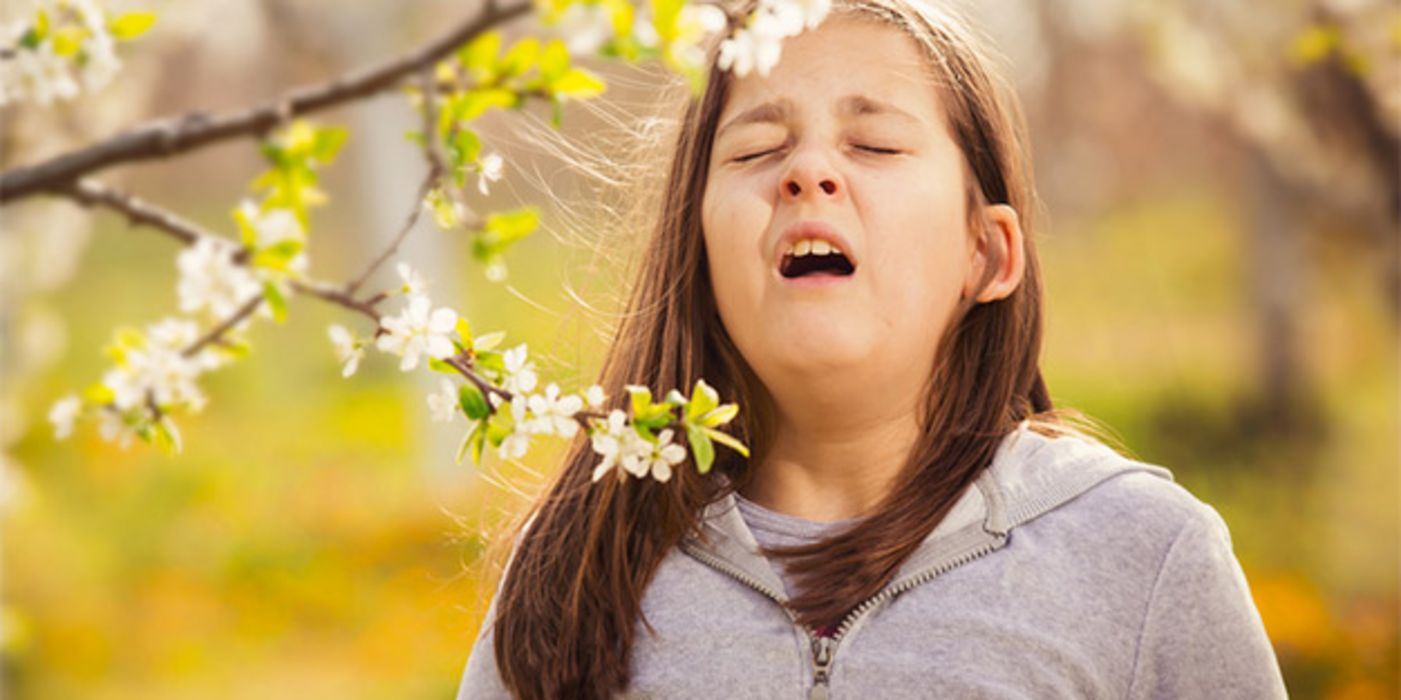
[183,294,266,358]
[64,178,201,245]
[0,0,533,202]
[343,162,436,297]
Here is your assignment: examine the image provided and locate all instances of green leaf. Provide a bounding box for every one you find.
[427,357,457,374]
[311,126,348,163]
[455,317,474,346]
[153,417,182,456]
[685,424,715,474]
[651,0,685,43]
[626,385,653,417]
[703,427,750,458]
[539,39,569,84]
[19,27,42,50]
[686,378,719,421]
[51,26,85,57]
[472,425,487,463]
[484,207,539,243]
[262,281,288,323]
[455,421,481,464]
[698,403,739,428]
[458,87,517,122]
[472,330,506,352]
[475,350,505,374]
[33,9,49,40]
[251,239,304,271]
[459,383,490,420]
[457,30,502,81]
[551,68,606,100]
[83,383,115,405]
[485,411,513,447]
[499,37,540,78]
[108,11,157,40]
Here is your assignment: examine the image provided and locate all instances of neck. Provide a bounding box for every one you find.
[740,388,922,522]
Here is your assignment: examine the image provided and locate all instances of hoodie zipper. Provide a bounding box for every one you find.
[683,531,1008,699]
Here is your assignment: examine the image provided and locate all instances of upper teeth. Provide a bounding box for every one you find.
[785,238,842,257]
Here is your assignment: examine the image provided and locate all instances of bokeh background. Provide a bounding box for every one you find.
[1,0,1397,698]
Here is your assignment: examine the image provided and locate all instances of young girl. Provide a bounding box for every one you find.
[457,0,1288,697]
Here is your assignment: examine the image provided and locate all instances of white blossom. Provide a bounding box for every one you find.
[626,428,688,483]
[176,237,262,322]
[477,152,504,196]
[589,409,649,482]
[238,200,305,248]
[716,0,831,77]
[375,295,458,371]
[499,343,538,395]
[525,382,583,438]
[427,378,459,423]
[0,0,123,107]
[48,394,82,439]
[97,408,136,449]
[584,384,606,409]
[553,1,614,56]
[396,261,428,297]
[327,324,363,378]
[102,317,212,415]
[497,395,532,460]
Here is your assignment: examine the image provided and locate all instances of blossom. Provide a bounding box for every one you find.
[375,295,458,371]
[477,152,504,196]
[396,262,429,297]
[238,200,305,247]
[102,318,213,414]
[497,395,532,460]
[526,382,583,438]
[666,3,730,73]
[625,428,688,482]
[584,384,606,409]
[427,379,459,423]
[97,408,136,449]
[327,324,363,377]
[0,0,123,107]
[500,343,538,395]
[716,0,831,77]
[589,409,648,482]
[554,1,614,56]
[176,237,263,321]
[48,394,82,439]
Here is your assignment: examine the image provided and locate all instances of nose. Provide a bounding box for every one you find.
[780,148,842,202]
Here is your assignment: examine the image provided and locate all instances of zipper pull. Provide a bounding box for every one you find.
[808,635,833,700]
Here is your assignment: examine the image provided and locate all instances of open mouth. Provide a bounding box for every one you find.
[779,250,857,279]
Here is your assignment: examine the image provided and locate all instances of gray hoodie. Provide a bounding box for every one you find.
[457,422,1289,698]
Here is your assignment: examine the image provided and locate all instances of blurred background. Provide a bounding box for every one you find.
[1,0,1396,697]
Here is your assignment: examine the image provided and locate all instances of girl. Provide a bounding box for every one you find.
[457,0,1288,697]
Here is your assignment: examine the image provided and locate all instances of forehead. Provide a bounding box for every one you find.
[715,15,946,132]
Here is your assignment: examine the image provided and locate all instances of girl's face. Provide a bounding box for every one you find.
[702,16,980,409]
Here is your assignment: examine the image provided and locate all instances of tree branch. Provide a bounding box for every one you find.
[64,178,202,245]
[0,0,533,202]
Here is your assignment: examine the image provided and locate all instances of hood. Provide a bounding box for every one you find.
[679,420,1176,603]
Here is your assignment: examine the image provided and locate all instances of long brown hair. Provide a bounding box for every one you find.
[487,0,1092,696]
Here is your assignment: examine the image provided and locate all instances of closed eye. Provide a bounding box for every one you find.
[857,145,901,155]
[732,144,901,163]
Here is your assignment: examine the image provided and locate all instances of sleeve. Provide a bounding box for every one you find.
[455,514,537,700]
[1126,505,1289,699]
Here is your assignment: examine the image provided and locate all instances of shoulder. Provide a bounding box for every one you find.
[1000,430,1234,569]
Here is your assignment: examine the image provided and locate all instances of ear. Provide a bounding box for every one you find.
[962,203,1026,303]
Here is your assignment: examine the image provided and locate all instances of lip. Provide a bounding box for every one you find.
[773,221,860,275]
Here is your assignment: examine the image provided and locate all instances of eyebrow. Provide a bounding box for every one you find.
[715,94,923,139]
